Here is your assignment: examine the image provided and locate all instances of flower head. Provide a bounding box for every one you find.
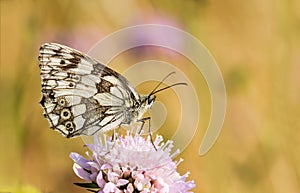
[70,133,195,193]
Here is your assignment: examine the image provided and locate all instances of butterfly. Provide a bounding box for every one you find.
[38,43,186,138]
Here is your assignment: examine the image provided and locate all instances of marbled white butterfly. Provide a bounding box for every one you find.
[39,43,186,138]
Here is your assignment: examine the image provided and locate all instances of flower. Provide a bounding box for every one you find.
[70,133,195,193]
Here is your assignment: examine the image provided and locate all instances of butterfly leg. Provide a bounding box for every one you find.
[137,117,157,151]
[137,117,149,134]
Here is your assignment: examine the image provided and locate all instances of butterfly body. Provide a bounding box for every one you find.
[39,43,155,138]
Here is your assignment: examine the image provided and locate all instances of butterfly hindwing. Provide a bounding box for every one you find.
[39,43,139,137]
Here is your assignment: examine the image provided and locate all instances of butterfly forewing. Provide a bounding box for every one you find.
[39,43,140,137]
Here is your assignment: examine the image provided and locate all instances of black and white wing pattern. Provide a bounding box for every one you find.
[39,43,141,138]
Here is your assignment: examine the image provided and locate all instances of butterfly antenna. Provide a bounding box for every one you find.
[149,82,187,96]
[148,72,176,96]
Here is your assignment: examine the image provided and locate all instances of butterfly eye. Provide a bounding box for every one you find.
[148,95,156,105]
[60,108,71,120]
[65,121,75,132]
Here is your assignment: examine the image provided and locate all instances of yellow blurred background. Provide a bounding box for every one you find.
[1,1,300,193]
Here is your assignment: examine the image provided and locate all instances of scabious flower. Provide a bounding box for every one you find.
[70,132,195,193]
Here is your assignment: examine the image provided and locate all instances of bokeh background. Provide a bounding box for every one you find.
[1,1,300,193]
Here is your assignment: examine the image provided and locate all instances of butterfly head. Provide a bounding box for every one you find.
[139,94,156,110]
[146,95,156,108]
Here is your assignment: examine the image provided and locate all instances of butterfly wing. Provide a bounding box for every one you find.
[39,43,140,137]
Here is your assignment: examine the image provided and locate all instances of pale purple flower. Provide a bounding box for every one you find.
[70,133,195,193]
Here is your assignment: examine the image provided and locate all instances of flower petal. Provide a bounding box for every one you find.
[117,179,129,186]
[73,163,91,181]
[96,171,106,188]
[126,183,134,193]
[100,163,112,170]
[103,182,116,193]
[70,152,90,168]
[107,171,119,183]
